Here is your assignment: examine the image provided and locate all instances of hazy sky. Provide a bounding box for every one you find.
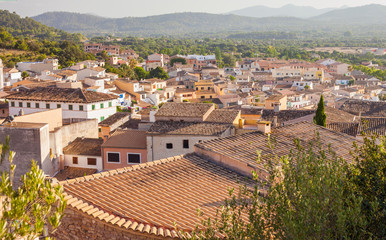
[0,0,385,18]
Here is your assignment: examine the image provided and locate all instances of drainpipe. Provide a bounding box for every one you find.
[151,135,154,162]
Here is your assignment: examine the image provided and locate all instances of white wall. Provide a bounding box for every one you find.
[64,154,102,171]
[9,99,118,122]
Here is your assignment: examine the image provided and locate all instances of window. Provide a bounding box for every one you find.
[87,158,97,166]
[11,102,15,107]
[46,103,50,109]
[166,143,173,149]
[98,128,101,132]
[100,103,104,109]
[183,140,189,149]
[27,102,31,108]
[107,152,120,163]
[100,116,105,122]
[57,104,61,108]
[69,105,73,110]
[108,102,112,107]
[35,103,39,108]
[19,102,22,107]
[72,157,78,164]
[92,105,95,110]
[128,154,141,164]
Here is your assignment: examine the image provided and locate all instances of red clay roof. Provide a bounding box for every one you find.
[59,154,255,238]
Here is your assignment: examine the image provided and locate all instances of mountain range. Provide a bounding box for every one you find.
[229,4,336,19]
[29,4,386,37]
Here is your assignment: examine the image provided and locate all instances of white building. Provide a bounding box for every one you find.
[0,59,3,90]
[292,81,313,91]
[16,58,59,73]
[6,87,118,122]
[63,138,103,171]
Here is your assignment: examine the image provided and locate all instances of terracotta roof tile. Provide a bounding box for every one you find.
[6,87,117,103]
[205,109,240,124]
[147,121,232,136]
[155,102,213,118]
[196,122,358,170]
[63,138,103,156]
[59,154,256,237]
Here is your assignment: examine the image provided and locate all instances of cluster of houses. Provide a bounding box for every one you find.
[0,49,385,239]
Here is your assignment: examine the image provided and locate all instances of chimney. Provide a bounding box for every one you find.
[257,120,271,134]
[272,116,278,127]
[274,103,281,113]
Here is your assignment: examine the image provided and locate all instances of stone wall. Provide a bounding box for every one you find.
[52,207,172,240]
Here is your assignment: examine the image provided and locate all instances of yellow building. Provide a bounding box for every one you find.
[195,80,217,99]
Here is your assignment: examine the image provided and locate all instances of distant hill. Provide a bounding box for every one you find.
[32,12,316,37]
[311,4,386,25]
[0,10,83,41]
[31,4,386,38]
[230,4,334,19]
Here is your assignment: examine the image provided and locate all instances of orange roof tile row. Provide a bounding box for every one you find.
[59,154,256,238]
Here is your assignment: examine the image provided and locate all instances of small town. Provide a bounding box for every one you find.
[0,0,384,239]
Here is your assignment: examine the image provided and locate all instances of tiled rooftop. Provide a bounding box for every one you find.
[195,122,358,170]
[147,121,232,136]
[205,109,240,124]
[339,99,386,117]
[155,102,213,118]
[59,154,255,237]
[99,112,130,127]
[102,129,147,149]
[6,87,117,103]
[63,138,103,156]
[54,167,98,181]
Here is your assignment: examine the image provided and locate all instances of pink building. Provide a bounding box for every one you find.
[101,129,147,170]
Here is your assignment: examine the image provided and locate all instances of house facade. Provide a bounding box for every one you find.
[6,87,118,122]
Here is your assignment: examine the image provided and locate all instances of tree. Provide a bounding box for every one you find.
[21,71,29,79]
[134,66,148,80]
[348,135,386,239]
[170,57,186,67]
[185,135,367,239]
[229,75,235,81]
[313,95,326,127]
[148,66,169,80]
[0,137,66,239]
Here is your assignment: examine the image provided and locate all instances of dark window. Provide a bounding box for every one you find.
[128,154,141,164]
[100,116,104,121]
[46,103,50,109]
[69,105,73,110]
[98,128,101,132]
[18,102,22,107]
[57,104,61,108]
[87,158,97,165]
[107,153,120,163]
[109,102,112,107]
[100,103,104,109]
[72,157,78,164]
[79,105,83,111]
[35,103,39,108]
[27,102,31,108]
[183,140,189,149]
[92,105,95,110]
[166,143,173,149]
[11,102,15,107]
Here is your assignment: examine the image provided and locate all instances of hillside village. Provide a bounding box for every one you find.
[0,36,385,238]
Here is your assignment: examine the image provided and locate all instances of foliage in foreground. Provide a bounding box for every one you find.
[183,134,385,239]
[0,137,66,240]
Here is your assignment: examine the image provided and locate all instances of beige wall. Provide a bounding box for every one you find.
[102,147,147,170]
[146,128,233,162]
[14,108,62,131]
